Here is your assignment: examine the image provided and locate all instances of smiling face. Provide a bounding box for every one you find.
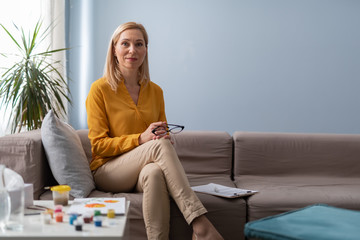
[114,29,147,74]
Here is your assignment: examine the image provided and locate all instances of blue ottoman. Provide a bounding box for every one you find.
[244,204,360,240]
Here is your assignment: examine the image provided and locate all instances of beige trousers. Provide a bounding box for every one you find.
[93,138,207,240]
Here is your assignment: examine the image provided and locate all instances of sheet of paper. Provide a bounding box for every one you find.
[192,183,258,198]
[67,198,126,215]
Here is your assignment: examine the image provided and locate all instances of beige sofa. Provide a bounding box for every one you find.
[0,129,246,240]
[1,130,359,239]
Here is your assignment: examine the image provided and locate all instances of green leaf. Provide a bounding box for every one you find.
[0,24,21,50]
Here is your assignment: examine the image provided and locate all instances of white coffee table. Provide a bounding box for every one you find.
[0,200,130,240]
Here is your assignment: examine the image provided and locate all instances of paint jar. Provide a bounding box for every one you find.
[41,212,52,224]
[107,209,115,218]
[69,214,77,225]
[74,220,83,231]
[55,212,63,222]
[107,209,117,226]
[93,216,102,227]
[94,210,101,216]
[83,212,92,223]
[50,185,71,206]
[54,205,62,213]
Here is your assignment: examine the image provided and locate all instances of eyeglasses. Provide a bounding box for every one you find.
[152,124,185,136]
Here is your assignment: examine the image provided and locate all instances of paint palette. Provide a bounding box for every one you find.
[67,198,126,215]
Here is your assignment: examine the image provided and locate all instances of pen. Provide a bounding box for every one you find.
[25,212,41,216]
[27,205,52,211]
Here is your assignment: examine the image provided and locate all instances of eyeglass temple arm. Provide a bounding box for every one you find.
[166,124,184,128]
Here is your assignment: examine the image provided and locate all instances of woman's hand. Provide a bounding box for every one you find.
[154,130,173,144]
[152,126,173,144]
[139,121,170,145]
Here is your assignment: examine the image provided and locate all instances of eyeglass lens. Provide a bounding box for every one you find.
[168,126,183,134]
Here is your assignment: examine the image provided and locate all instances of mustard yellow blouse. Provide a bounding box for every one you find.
[86,77,167,171]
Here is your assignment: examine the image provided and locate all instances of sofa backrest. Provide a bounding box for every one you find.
[172,131,233,175]
[233,131,360,178]
[0,129,56,199]
[77,129,233,176]
[77,129,92,164]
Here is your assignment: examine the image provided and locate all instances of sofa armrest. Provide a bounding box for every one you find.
[0,129,54,199]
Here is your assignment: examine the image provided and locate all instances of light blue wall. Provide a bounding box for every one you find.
[67,0,360,134]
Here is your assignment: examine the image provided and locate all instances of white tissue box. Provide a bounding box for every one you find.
[7,183,33,210]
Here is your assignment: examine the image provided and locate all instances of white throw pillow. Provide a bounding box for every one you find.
[41,110,95,198]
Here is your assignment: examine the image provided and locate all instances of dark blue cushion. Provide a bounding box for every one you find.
[245,204,360,240]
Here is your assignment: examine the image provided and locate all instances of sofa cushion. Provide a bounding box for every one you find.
[233,131,360,177]
[235,175,360,221]
[172,131,233,175]
[41,110,95,198]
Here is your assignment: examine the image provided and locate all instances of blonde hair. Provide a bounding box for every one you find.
[104,22,150,92]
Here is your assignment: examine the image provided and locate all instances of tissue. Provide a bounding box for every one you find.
[3,168,33,209]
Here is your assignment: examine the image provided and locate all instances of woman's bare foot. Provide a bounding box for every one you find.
[192,215,224,240]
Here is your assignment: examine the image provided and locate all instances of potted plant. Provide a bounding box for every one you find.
[0,19,71,133]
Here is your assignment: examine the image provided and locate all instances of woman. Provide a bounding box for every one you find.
[86,22,223,240]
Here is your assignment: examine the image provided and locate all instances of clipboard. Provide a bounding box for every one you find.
[191,183,258,198]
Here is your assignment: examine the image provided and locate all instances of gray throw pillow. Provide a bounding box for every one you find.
[41,110,95,198]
